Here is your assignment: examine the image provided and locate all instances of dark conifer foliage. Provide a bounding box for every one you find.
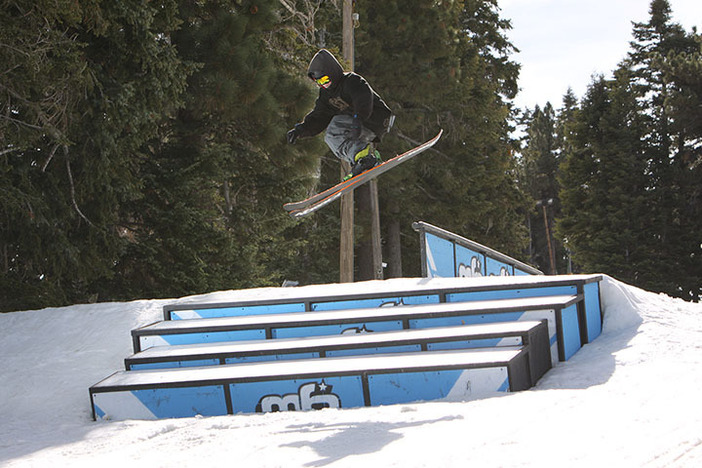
[7,0,698,311]
[626,0,701,299]
[108,1,328,299]
[542,0,701,301]
[557,72,650,285]
[1,1,325,310]
[519,103,563,274]
[1,0,191,310]
[353,0,529,276]
[0,1,534,310]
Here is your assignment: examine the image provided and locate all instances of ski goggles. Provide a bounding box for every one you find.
[312,74,331,88]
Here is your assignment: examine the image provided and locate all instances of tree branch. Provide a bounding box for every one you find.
[64,146,94,227]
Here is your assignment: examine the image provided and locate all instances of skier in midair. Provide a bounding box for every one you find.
[286,49,394,180]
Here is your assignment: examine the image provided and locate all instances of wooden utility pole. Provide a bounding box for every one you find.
[369,179,383,279]
[339,0,354,283]
[340,1,383,282]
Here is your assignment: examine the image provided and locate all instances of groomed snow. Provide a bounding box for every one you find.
[1,275,701,467]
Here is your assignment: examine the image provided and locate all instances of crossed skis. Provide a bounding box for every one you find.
[284,130,443,218]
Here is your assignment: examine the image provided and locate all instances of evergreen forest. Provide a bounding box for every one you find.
[2,0,700,312]
[519,0,701,301]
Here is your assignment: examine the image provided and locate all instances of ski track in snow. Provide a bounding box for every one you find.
[1,275,701,467]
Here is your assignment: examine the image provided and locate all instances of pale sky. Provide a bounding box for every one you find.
[499,0,702,110]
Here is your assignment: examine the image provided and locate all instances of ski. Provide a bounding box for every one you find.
[283,169,364,213]
[285,129,443,218]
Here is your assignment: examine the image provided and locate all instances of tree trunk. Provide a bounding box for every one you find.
[385,200,403,278]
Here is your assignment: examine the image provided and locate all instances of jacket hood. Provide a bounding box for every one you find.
[307,49,344,88]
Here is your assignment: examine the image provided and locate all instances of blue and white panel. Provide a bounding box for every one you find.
[230,377,366,413]
[560,303,582,360]
[91,348,529,420]
[426,336,522,351]
[311,294,439,311]
[325,344,421,358]
[455,245,485,277]
[583,281,602,342]
[419,227,540,278]
[129,358,221,371]
[423,234,455,278]
[224,352,320,364]
[516,309,562,365]
[271,320,403,339]
[92,367,514,420]
[368,367,509,405]
[92,385,228,420]
[446,285,577,303]
[408,310,559,366]
[485,257,513,277]
[408,311,525,329]
[126,325,538,370]
[170,303,307,320]
[138,328,266,350]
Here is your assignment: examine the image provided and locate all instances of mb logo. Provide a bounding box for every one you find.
[255,381,341,413]
[458,256,483,277]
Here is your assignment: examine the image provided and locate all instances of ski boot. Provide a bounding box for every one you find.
[343,144,382,181]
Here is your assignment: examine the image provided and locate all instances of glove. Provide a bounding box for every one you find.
[349,115,362,140]
[287,124,303,144]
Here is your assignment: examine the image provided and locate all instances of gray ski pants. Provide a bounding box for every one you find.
[324,114,376,165]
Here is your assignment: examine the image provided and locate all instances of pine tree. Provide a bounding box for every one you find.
[354,0,528,276]
[520,103,561,274]
[654,31,702,300]
[556,88,579,163]
[553,88,580,273]
[1,0,190,311]
[1,1,91,309]
[557,71,650,286]
[626,0,700,298]
[109,0,327,298]
[555,0,701,300]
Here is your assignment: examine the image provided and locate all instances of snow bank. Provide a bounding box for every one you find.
[1,276,701,467]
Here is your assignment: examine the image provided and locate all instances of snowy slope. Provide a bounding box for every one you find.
[1,275,701,467]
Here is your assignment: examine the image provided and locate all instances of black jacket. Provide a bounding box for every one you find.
[297,49,392,141]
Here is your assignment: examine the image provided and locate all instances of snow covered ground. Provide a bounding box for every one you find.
[1,275,701,467]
